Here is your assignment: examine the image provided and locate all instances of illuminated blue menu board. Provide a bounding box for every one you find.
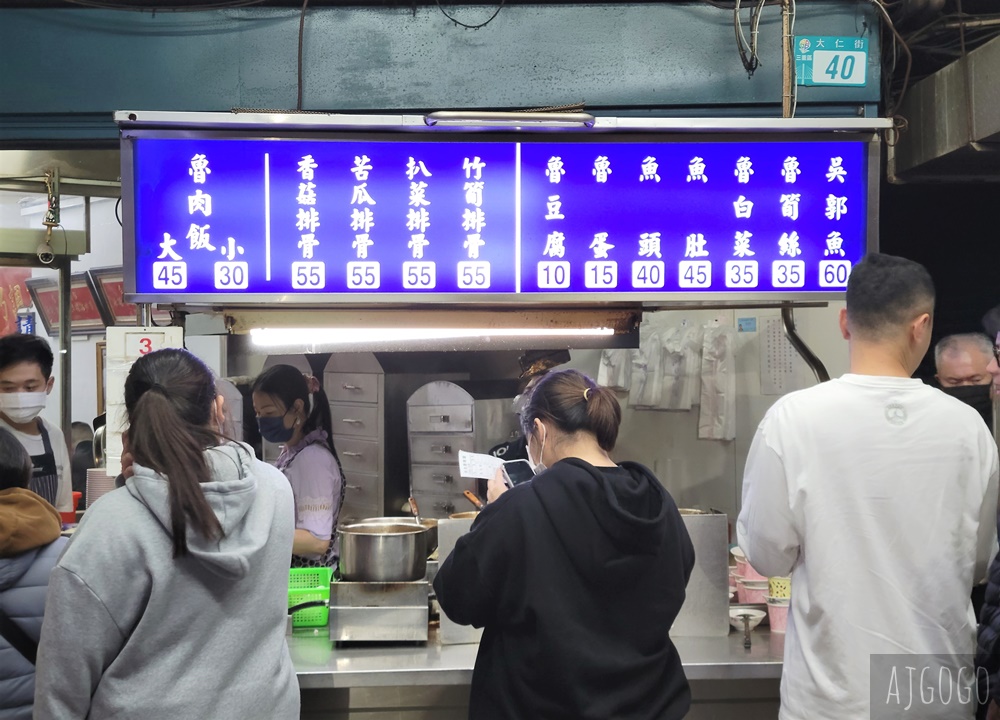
[126,135,869,300]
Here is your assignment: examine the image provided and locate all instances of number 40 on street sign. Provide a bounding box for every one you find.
[795,36,868,87]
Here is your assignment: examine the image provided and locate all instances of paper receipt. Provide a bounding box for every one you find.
[458,450,504,479]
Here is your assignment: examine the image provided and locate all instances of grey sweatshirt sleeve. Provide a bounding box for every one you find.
[34,566,126,719]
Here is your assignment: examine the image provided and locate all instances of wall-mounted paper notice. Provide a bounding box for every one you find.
[458,450,504,480]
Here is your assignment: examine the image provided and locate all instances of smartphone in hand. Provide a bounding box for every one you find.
[502,459,534,488]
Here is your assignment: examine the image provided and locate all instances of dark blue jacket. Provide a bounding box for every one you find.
[978,518,1000,704]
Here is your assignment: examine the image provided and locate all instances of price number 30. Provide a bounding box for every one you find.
[214,262,249,290]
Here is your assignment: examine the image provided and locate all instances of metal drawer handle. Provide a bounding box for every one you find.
[345,484,363,492]
[342,451,363,458]
[430,444,452,454]
[341,418,363,424]
[342,383,362,391]
[429,414,450,422]
[434,502,456,513]
[432,474,454,484]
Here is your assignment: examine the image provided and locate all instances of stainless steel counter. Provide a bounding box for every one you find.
[290,628,783,689]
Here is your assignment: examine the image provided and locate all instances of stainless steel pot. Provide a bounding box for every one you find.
[358,517,438,555]
[339,522,428,582]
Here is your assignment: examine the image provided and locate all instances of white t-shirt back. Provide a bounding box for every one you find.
[738,374,999,720]
[0,415,72,512]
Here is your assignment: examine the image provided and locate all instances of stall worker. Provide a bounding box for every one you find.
[935,332,995,427]
[739,253,998,720]
[253,365,344,568]
[33,349,299,720]
[435,369,695,720]
[0,334,71,514]
[0,427,66,720]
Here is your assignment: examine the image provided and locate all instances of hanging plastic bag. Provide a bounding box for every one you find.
[699,326,736,440]
[598,348,632,391]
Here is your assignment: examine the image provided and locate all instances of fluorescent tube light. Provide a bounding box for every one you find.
[249,326,614,348]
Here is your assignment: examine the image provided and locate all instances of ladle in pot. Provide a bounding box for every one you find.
[463,490,485,510]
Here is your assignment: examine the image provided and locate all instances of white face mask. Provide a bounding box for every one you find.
[527,423,547,476]
[0,391,47,424]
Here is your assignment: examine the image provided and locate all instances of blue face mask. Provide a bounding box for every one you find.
[258,414,294,444]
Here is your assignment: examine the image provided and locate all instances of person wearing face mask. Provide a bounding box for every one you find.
[935,332,995,429]
[0,334,71,514]
[434,369,695,720]
[252,364,344,568]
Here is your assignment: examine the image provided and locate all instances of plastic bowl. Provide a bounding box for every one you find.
[729,608,767,632]
[767,597,790,633]
[739,579,769,605]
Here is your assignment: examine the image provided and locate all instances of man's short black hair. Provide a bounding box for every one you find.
[0,333,54,378]
[0,426,32,491]
[846,253,935,338]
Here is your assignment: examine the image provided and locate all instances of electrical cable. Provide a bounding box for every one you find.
[867,0,912,116]
[435,0,506,30]
[297,0,309,111]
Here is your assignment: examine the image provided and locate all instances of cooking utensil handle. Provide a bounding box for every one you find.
[409,495,421,522]
[341,418,363,424]
[463,490,484,510]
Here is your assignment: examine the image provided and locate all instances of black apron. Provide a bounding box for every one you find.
[28,421,59,507]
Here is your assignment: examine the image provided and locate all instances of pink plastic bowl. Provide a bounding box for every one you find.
[739,580,769,605]
[767,599,789,633]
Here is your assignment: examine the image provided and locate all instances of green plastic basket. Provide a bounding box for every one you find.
[288,567,332,628]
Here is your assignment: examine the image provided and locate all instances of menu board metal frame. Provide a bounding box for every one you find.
[118,112,884,307]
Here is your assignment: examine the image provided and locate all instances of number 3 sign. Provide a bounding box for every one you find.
[106,326,185,363]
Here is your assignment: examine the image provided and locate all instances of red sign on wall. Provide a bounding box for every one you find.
[0,268,33,336]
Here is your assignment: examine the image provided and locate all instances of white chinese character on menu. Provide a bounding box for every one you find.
[186,223,215,251]
[188,189,212,216]
[779,232,802,257]
[350,208,375,234]
[687,157,708,183]
[825,231,846,257]
[298,234,320,259]
[409,181,431,207]
[782,156,801,184]
[825,195,848,220]
[464,182,484,207]
[733,195,754,219]
[546,157,566,184]
[734,157,754,184]
[406,157,432,180]
[351,155,373,181]
[189,154,211,184]
[684,233,709,258]
[408,234,430,259]
[352,234,374,259]
[351,183,376,206]
[733,231,755,258]
[826,157,848,183]
[464,234,486,259]
[639,157,660,183]
[590,232,614,259]
[638,232,662,259]
[593,156,612,183]
[298,155,318,180]
[406,208,431,234]
[545,195,565,220]
[297,182,317,206]
[220,237,245,262]
[543,231,567,258]
[780,193,801,221]
[297,207,321,233]
[463,156,486,180]
[462,208,487,234]
[158,233,183,261]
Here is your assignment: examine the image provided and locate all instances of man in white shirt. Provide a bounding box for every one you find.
[738,253,999,720]
[0,334,71,513]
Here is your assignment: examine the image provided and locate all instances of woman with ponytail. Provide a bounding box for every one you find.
[252,365,344,568]
[434,369,695,720]
[33,348,298,720]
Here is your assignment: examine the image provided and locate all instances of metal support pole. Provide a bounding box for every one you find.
[137,302,152,327]
[58,257,72,452]
[781,0,793,118]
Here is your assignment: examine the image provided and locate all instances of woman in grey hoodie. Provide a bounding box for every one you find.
[33,349,299,720]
